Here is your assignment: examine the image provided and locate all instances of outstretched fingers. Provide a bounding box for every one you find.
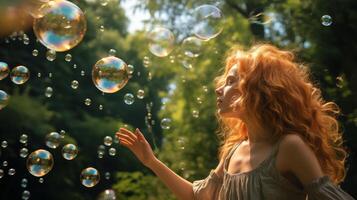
[119,128,138,140]
[116,132,135,143]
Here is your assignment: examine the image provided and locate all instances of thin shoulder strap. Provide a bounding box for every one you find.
[223,140,245,169]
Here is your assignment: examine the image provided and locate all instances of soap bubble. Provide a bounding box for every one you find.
[321,15,332,26]
[0,169,3,178]
[161,118,172,130]
[45,132,62,149]
[10,65,30,85]
[27,149,54,177]
[148,27,175,57]
[97,145,105,158]
[181,36,203,57]
[3,161,8,167]
[0,90,10,110]
[65,54,72,62]
[45,86,53,98]
[22,190,31,200]
[99,104,103,110]
[108,148,116,156]
[21,178,28,188]
[0,61,9,80]
[193,5,223,40]
[46,49,56,61]
[71,80,79,89]
[1,140,8,148]
[33,0,87,52]
[99,0,109,6]
[108,49,116,56]
[39,177,44,183]
[136,89,145,99]
[62,144,78,160]
[127,64,134,74]
[81,70,85,76]
[8,168,16,175]
[104,136,113,146]
[97,189,116,200]
[20,148,29,158]
[124,93,134,105]
[84,98,91,106]
[32,49,39,57]
[92,56,129,93]
[80,167,100,187]
[105,172,110,180]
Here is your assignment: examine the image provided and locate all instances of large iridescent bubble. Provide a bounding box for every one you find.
[92,56,129,93]
[148,27,175,57]
[80,167,100,187]
[33,0,87,52]
[26,149,54,177]
[193,5,223,40]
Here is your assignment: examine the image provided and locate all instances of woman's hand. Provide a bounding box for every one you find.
[115,128,157,168]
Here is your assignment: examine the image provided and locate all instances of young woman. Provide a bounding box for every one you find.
[116,44,355,200]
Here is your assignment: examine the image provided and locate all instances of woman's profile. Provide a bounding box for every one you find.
[116,44,355,200]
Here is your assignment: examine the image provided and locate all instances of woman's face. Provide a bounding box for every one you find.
[215,64,243,118]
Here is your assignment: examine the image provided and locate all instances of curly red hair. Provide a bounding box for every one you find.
[215,43,348,184]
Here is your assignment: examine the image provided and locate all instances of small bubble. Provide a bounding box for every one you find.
[81,70,85,76]
[39,178,44,183]
[321,15,332,26]
[22,190,30,200]
[84,98,91,106]
[3,161,8,167]
[108,148,116,156]
[8,168,16,176]
[21,178,28,188]
[46,49,56,61]
[136,89,145,99]
[32,49,39,56]
[1,140,8,148]
[71,80,79,89]
[99,104,103,110]
[108,49,116,56]
[104,136,113,146]
[65,54,72,62]
[45,87,53,98]
[20,148,29,158]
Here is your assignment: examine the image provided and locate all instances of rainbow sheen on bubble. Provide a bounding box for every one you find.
[26,149,54,177]
[62,144,78,160]
[10,65,30,85]
[148,27,175,57]
[80,167,100,187]
[193,5,223,40]
[0,90,10,110]
[0,62,9,80]
[92,56,129,93]
[33,0,87,52]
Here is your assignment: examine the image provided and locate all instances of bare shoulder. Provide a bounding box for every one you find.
[278,134,324,185]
